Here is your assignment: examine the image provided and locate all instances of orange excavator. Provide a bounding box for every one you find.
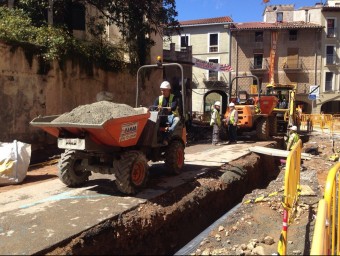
[223,75,278,140]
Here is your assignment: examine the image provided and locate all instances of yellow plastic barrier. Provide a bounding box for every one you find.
[301,114,335,134]
[277,139,302,255]
[311,162,340,255]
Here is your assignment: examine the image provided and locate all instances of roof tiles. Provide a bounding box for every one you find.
[180,16,233,26]
[231,21,324,30]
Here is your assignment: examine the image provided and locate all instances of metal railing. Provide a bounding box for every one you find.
[277,139,302,255]
[283,59,304,69]
[311,162,340,255]
[249,59,269,70]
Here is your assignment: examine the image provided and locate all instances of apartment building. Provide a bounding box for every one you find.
[231,4,323,114]
[164,17,233,114]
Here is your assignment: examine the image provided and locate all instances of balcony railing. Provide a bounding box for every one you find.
[283,59,303,72]
[326,54,337,65]
[202,73,228,87]
[325,81,333,91]
[327,28,336,38]
[249,60,269,72]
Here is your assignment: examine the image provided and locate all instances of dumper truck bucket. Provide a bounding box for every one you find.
[30,107,150,147]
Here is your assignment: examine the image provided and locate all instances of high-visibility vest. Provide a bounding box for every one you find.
[230,109,236,124]
[159,94,179,117]
[288,133,299,150]
[210,108,221,127]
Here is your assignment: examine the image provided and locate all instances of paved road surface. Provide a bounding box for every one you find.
[0,141,271,255]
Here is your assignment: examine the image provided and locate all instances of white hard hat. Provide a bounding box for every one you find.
[229,102,235,107]
[214,101,221,107]
[160,81,171,89]
[288,125,297,131]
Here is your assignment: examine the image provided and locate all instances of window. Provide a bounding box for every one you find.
[209,33,218,52]
[326,45,336,65]
[289,30,297,41]
[277,12,283,22]
[208,58,218,81]
[327,18,336,37]
[255,32,263,42]
[325,72,333,91]
[253,54,263,69]
[180,35,189,51]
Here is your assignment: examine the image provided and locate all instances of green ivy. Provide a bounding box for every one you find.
[0,7,125,74]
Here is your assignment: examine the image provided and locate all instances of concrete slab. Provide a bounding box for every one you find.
[0,141,273,255]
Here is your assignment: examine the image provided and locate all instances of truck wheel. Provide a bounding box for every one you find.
[256,118,269,141]
[269,116,278,136]
[58,150,91,187]
[114,151,149,195]
[165,140,185,174]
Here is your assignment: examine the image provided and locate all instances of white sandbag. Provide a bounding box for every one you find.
[0,140,31,185]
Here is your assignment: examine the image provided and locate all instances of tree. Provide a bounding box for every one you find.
[14,0,181,69]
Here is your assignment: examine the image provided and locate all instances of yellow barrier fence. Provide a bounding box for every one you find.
[277,139,302,255]
[311,162,340,255]
[301,114,334,134]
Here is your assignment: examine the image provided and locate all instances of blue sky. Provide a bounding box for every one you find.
[176,0,319,22]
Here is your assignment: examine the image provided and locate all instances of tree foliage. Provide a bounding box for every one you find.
[11,0,181,70]
[0,6,125,73]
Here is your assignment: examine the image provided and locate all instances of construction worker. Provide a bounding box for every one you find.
[225,102,238,144]
[210,101,222,146]
[154,81,180,145]
[286,125,300,150]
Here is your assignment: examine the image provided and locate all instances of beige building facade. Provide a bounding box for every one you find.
[164,17,233,114]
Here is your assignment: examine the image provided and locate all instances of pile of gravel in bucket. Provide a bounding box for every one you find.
[52,101,142,124]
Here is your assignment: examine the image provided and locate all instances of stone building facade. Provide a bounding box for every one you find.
[230,20,323,113]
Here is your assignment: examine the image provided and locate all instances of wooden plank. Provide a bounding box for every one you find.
[248,146,312,160]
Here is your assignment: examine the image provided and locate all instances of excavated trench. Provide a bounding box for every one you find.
[37,137,284,255]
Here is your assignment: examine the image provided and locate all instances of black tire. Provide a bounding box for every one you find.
[165,140,185,174]
[58,150,91,187]
[256,118,269,141]
[114,151,149,195]
[268,116,278,136]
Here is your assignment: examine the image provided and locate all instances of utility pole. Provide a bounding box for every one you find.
[8,0,14,8]
[48,0,53,25]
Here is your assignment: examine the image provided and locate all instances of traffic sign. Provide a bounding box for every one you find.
[308,94,316,101]
[309,85,320,98]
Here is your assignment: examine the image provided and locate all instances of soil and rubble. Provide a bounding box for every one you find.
[187,131,339,256]
[1,129,338,255]
[52,101,143,124]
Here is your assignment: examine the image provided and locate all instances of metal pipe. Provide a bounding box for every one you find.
[136,63,185,116]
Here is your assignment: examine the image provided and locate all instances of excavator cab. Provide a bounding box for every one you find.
[266,83,297,132]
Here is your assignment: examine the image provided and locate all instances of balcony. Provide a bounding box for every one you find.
[326,54,337,65]
[282,59,303,73]
[163,43,193,63]
[327,28,336,38]
[202,74,228,88]
[249,60,268,74]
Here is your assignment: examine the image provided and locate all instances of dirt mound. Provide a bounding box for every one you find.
[52,101,140,124]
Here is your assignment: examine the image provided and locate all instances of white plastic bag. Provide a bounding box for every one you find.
[0,140,31,185]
